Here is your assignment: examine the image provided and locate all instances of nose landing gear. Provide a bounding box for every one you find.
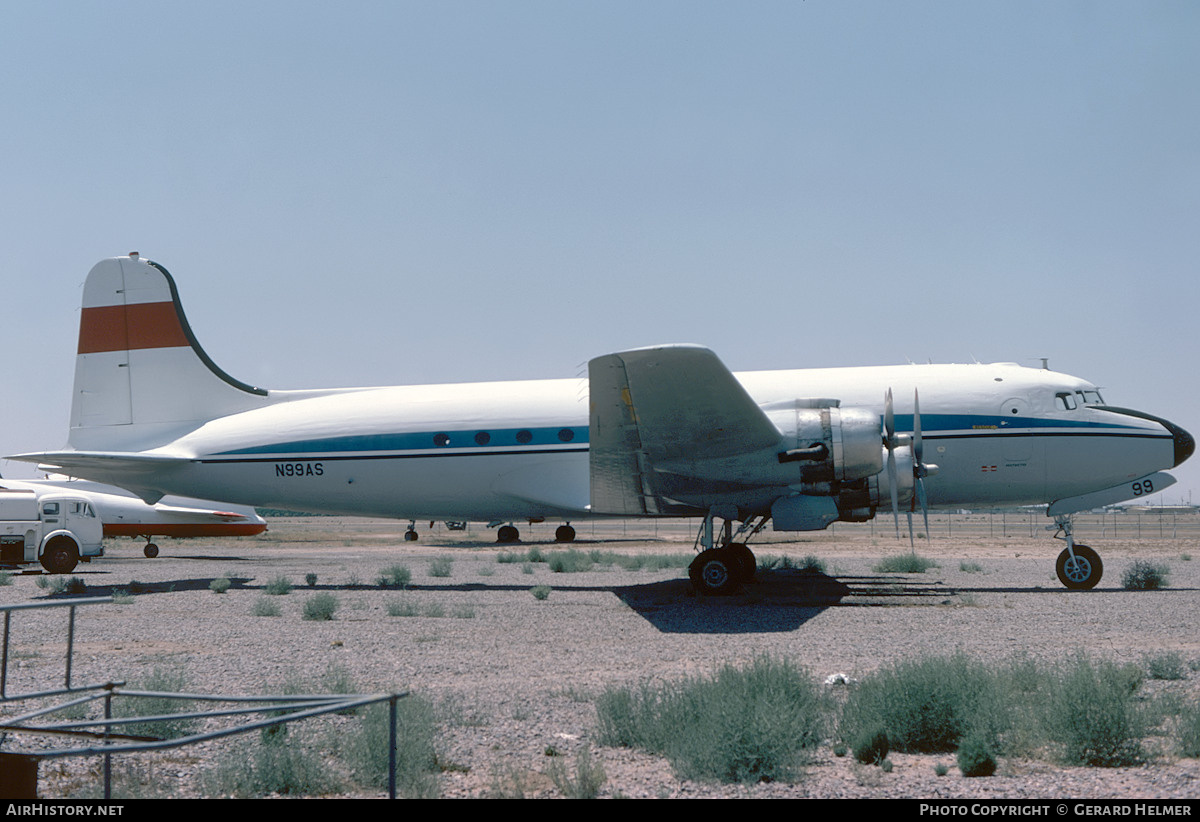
[1052,515,1103,590]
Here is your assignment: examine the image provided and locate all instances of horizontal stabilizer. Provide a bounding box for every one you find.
[6,451,194,504]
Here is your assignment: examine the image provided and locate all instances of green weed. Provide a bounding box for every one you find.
[595,656,824,784]
[302,592,340,621]
[1177,701,1200,758]
[1146,652,1188,681]
[342,697,440,798]
[112,666,197,740]
[547,549,593,573]
[873,554,938,573]
[1121,561,1170,590]
[203,729,344,797]
[264,576,292,595]
[253,597,281,617]
[548,746,606,798]
[956,733,998,776]
[1041,653,1146,767]
[840,653,1004,754]
[377,565,411,588]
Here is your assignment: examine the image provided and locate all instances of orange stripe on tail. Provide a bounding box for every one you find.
[78,302,190,354]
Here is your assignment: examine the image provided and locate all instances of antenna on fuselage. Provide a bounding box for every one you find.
[1040,358,1050,370]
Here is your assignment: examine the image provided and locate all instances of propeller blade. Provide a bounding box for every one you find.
[911,388,932,544]
[917,475,930,542]
[912,388,923,466]
[885,389,900,539]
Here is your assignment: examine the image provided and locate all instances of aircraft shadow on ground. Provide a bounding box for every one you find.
[31,569,1191,636]
[33,576,258,597]
[608,569,954,634]
[608,569,1192,634]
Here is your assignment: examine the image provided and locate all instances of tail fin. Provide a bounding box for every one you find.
[70,254,271,451]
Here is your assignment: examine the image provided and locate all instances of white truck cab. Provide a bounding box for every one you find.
[0,490,105,573]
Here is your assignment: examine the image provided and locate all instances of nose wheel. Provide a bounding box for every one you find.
[1056,543,1102,590]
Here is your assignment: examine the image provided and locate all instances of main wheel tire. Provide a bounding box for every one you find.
[555,525,576,543]
[497,525,520,543]
[689,547,742,596]
[40,538,79,575]
[725,543,756,582]
[404,530,419,542]
[144,543,159,558]
[1056,544,1103,590]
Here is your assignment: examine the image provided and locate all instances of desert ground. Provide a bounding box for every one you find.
[2,511,1199,799]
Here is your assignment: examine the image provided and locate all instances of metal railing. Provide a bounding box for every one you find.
[0,597,409,799]
[1,596,113,701]
[1,685,409,799]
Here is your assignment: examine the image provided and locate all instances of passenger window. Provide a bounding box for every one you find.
[42,502,59,515]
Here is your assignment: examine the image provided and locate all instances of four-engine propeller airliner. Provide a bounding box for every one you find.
[9,254,1194,592]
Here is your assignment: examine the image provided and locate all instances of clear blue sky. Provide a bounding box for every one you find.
[3,1,1198,504]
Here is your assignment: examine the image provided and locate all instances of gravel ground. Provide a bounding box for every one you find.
[2,514,1199,799]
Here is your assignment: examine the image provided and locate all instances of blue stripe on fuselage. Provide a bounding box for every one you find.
[212,426,588,457]
[207,415,1155,461]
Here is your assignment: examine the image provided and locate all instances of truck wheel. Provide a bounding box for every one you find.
[40,537,80,574]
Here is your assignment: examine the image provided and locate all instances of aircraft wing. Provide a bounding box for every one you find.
[588,345,782,515]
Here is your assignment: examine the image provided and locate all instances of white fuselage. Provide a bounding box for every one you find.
[126,361,1176,522]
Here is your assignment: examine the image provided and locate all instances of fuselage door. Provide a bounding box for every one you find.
[1000,397,1034,461]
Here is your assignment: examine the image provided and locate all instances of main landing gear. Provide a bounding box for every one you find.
[1052,515,1103,590]
[687,513,765,596]
[489,522,577,543]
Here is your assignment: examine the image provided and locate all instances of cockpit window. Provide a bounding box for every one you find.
[1055,389,1106,411]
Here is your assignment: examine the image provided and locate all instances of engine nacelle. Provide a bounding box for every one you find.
[768,401,884,484]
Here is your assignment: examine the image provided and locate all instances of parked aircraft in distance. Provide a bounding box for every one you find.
[0,474,266,558]
[9,254,1194,592]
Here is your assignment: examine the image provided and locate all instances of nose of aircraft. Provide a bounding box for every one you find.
[1096,406,1194,468]
[1167,418,1195,467]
